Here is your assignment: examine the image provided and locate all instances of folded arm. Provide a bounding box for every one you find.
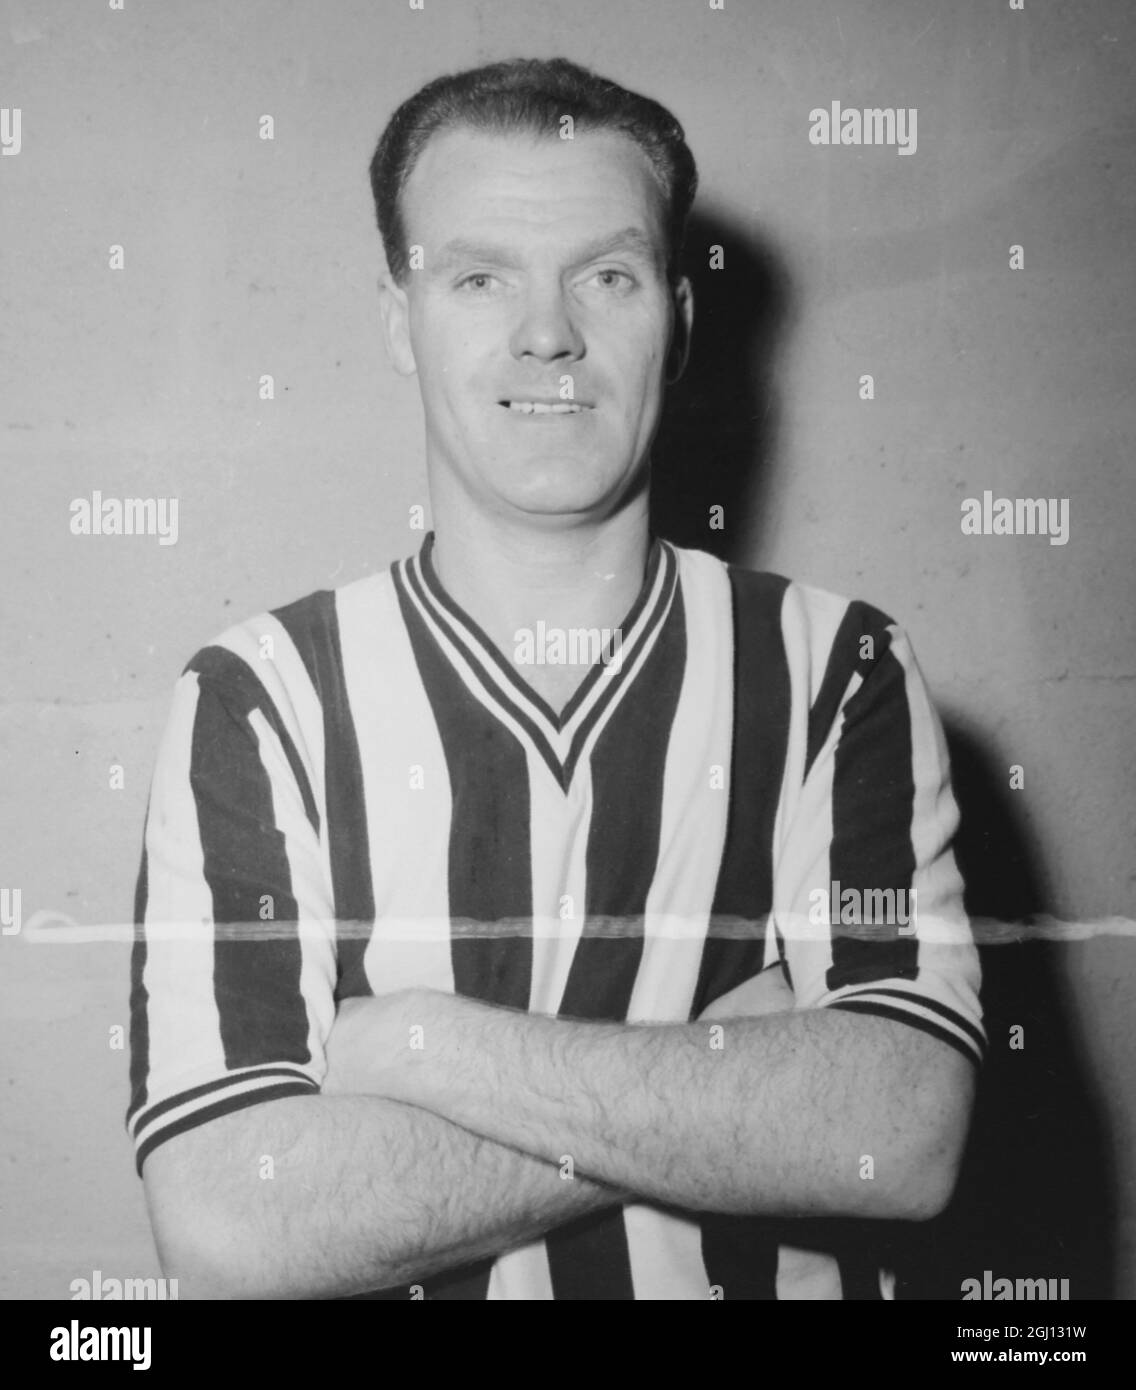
[327,982,975,1222]
[143,1093,624,1299]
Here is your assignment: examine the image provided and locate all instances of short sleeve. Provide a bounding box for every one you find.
[126,646,338,1175]
[773,615,985,1065]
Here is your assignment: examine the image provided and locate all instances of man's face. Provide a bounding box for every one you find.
[381,125,692,525]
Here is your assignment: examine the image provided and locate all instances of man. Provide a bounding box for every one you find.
[127,58,983,1299]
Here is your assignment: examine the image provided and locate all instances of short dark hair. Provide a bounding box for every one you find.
[369,57,698,284]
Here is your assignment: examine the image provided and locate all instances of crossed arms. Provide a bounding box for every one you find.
[138,617,980,1298]
[143,970,974,1299]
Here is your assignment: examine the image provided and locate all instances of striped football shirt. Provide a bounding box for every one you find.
[127,533,984,1299]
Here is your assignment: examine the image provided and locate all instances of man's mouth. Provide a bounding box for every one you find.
[499,399,592,415]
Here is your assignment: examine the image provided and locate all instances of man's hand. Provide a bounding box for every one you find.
[697,965,795,1022]
[323,990,440,1099]
[323,994,399,1096]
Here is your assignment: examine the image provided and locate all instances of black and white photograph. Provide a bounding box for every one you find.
[2,0,1133,1353]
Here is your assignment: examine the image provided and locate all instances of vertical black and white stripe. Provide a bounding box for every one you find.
[128,535,984,1298]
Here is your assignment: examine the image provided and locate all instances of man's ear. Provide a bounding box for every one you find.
[377,271,417,377]
[665,274,694,384]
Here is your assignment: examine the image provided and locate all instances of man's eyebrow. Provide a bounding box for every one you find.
[565,227,662,267]
[432,226,663,272]
[433,239,524,271]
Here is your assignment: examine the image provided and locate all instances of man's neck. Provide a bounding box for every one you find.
[428,503,652,712]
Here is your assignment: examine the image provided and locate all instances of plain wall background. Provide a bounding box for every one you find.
[1,0,1133,1298]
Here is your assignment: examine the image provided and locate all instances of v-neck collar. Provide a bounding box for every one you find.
[392,532,679,791]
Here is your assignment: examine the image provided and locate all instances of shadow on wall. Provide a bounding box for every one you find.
[650,210,1116,1298]
[650,207,789,563]
[898,717,1116,1300]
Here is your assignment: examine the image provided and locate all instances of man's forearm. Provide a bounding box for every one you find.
[364,992,974,1220]
[144,1091,622,1299]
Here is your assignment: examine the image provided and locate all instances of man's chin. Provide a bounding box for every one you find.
[496,492,620,523]
[431,446,648,523]
[488,464,632,519]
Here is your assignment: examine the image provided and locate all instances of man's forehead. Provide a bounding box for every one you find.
[401,123,666,245]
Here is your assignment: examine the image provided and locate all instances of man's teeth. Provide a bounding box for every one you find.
[507,401,585,414]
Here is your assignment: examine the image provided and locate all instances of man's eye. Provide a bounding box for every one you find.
[456,273,496,293]
[588,269,635,291]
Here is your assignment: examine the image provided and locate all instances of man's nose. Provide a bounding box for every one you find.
[508,285,585,363]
